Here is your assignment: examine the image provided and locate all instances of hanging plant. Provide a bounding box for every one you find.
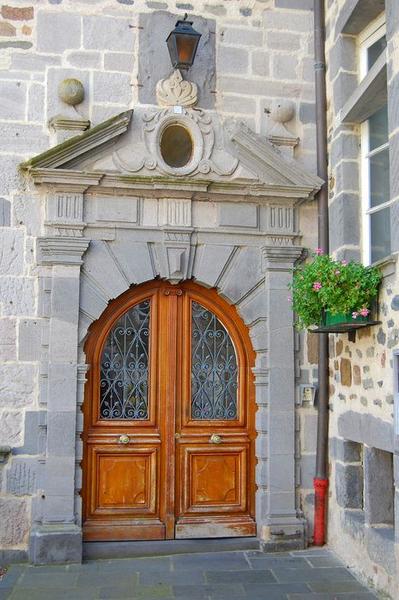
[288,249,382,330]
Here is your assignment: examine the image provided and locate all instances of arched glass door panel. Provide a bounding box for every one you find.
[191,301,238,420]
[99,300,151,420]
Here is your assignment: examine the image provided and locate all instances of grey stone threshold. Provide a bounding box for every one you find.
[83,537,260,560]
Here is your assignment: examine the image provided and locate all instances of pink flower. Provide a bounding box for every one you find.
[287,296,292,302]
[352,311,358,319]
[315,248,324,255]
[334,270,341,276]
[313,281,322,291]
[341,259,348,266]
[359,307,370,317]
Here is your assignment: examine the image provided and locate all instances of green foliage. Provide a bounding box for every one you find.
[288,251,382,329]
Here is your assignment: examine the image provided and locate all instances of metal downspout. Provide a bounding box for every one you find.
[313,0,330,546]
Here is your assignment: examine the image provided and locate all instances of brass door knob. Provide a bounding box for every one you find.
[209,433,222,444]
[118,434,130,444]
[175,433,181,439]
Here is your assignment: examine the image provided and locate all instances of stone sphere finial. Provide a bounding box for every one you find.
[58,78,85,106]
[270,99,295,124]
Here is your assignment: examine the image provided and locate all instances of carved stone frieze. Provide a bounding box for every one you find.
[156,69,198,108]
[45,191,86,237]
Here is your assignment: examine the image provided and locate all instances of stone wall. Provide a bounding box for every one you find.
[325,0,399,597]
[0,0,319,560]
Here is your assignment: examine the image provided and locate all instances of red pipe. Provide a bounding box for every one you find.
[313,477,329,545]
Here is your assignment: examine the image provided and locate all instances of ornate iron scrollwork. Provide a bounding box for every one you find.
[100,300,150,420]
[191,301,238,420]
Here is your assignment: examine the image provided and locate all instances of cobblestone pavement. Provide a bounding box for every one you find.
[0,548,378,600]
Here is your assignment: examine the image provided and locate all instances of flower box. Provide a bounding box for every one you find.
[323,311,370,327]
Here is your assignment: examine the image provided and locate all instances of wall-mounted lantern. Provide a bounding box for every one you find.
[166,15,201,71]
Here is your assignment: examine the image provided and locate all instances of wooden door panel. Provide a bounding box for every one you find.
[90,445,158,515]
[178,445,248,515]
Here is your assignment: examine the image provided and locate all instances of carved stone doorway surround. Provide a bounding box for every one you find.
[22,109,322,564]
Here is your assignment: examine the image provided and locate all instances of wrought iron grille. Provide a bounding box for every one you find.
[100,300,150,420]
[191,301,238,420]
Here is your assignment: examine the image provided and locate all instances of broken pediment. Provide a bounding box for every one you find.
[21,107,323,200]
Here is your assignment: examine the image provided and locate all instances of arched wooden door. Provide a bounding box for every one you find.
[82,280,256,541]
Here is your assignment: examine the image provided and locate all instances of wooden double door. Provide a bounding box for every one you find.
[82,280,256,541]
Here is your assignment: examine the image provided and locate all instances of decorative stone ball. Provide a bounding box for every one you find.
[58,78,85,106]
[270,99,295,124]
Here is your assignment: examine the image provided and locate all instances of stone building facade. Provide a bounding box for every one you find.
[0,0,396,597]
[325,0,399,597]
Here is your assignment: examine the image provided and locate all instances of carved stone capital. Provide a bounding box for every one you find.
[38,237,90,266]
[156,69,198,107]
[261,245,304,272]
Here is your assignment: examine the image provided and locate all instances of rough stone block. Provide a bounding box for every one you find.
[366,525,396,575]
[1,123,48,155]
[220,94,257,114]
[83,15,133,52]
[29,524,82,565]
[13,410,46,455]
[7,457,38,495]
[48,363,77,412]
[275,0,313,9]
[251,51,270,77]
[0,197,11,226]
[340,358,352,386]
[266,30,301,51]
[27,82,45,123]
[0,363,36,407]
[1,6,33,20]
[11,52,61,72]
[335,462,363,509]
[18,318,42,361]
[0,276,36,316]
[302,415,318,453]
[338,411,394,453]
[37,11,81,54]
[334,161,359,194]
[299,102,316,124]
[263,10,313,32]
[222,27,263,46]
[0,318,16,360]
[0,80,27,120]
[217,46,249,74]
[0,228,24,275]
[328,35,357,80]
[93,71,132,105]
[329,193,360,252]
[104,52,134,72]
[138,12,215,109]
[0,497,29,546]
[333,71,358,113]
[273,54,298,80]
[364,447,394,525]
[331,438,362,463]
[0,410,23,446]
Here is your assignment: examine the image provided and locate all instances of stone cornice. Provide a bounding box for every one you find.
[38,236,90,265]
[28,168,103,191]
[20,110,133,170]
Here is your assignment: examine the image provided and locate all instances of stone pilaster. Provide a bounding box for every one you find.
[29,235,89,565]
[259,245,305,551]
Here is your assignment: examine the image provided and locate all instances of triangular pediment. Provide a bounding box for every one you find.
[21,107,322,200]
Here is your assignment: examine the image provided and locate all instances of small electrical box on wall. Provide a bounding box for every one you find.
[298,384,318,407]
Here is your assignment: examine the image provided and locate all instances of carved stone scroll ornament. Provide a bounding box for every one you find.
[113,107,238,178]
[156,69,198,108]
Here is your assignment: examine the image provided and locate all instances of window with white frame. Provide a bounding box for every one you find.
[359,14,390,264]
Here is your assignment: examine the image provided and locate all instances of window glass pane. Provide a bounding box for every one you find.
[100,300,150,420]
[191,301,238,420]
[367,35,387,71]
[369,105,388,151]
[370,207,391,263]
[370,147,390,208]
